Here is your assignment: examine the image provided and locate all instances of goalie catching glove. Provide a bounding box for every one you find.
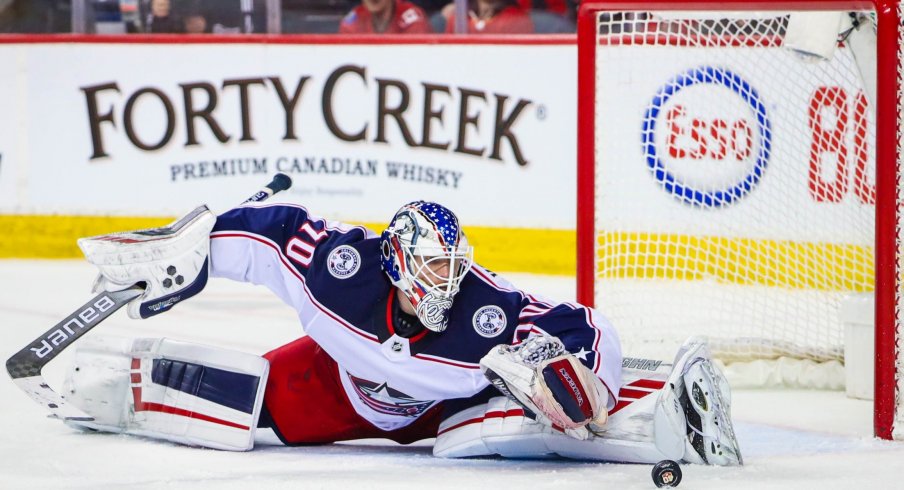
[480,335,609,440]
[77,206,216,319]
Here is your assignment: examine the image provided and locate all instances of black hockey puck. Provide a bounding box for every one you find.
[651,460,682,488]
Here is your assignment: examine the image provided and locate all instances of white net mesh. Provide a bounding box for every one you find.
[592,11,876,365]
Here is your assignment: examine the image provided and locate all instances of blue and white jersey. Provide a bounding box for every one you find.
[210,203,623,431]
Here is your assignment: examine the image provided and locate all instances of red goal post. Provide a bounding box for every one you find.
[576,1,902,440]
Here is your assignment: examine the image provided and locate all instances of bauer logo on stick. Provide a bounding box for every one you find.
[30,294,116,359]
[643,66,772,208]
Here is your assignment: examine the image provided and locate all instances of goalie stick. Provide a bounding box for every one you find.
[5,173,294,422]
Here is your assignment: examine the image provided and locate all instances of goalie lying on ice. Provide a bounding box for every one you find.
[64,199,741,465]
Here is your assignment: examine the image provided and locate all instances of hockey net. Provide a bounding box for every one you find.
[576,2,902,439]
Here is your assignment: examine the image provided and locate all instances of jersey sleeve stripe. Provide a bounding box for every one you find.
[518,304,553,320]
[582,306,603,374]
[525,293,558,309]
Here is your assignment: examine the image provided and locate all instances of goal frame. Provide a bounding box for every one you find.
[576,0,901,439]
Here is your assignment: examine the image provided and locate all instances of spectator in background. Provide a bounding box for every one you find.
[145,0,183,33]
[0,0,18,31]
[407,0,447,17]
[339,0,432,34]
[0,0,69,33]
[443,0,533,34]
[180,1,209,34]
[517,0,577,33]
[183,12,208,33]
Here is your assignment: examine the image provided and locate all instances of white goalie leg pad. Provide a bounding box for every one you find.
[548,391,675,464]
[434,396,670,463]
[439,341,742,465]
[433,403,491,457]
[545,359,680,464]
[434,396,555,459]
[78,206,216,319]
[61,335,136,430]
[63,335,269,451]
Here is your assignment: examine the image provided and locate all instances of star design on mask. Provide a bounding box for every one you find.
[573,347,591,361]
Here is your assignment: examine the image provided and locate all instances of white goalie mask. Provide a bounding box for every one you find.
[380,201,474,333]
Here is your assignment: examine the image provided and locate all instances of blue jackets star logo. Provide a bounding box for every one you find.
[348,374,435,417]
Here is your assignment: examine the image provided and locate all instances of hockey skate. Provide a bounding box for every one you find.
[656,337,743,466]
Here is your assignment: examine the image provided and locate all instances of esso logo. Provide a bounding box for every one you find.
[642,66,772,207]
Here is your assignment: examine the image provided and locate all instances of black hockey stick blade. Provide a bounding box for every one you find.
[6,286,143,421]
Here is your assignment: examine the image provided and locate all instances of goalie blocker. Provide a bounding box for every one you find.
[77,205,217,320]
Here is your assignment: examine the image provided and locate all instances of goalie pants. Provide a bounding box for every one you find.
[260,336,444,445]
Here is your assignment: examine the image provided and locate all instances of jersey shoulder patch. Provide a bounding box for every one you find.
[328,245,362,279]
[472,305,507,338]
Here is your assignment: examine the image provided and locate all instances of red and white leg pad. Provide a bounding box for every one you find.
[436,338,742,465]
[434,394,674,463]
[62,335,269,451]
[434,396,555,459]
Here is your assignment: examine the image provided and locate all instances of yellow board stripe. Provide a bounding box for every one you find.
[0,216,876,290]
[347,222,577,276]
[0,215,875,292]
[0,215,576,275]
[597,232,874,292]
[0,215,175,259]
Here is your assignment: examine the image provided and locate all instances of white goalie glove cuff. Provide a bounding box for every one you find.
[480,335,609,440]
[78,206,216,319]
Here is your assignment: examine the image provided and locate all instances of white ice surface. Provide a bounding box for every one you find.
[2,260,903,489]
